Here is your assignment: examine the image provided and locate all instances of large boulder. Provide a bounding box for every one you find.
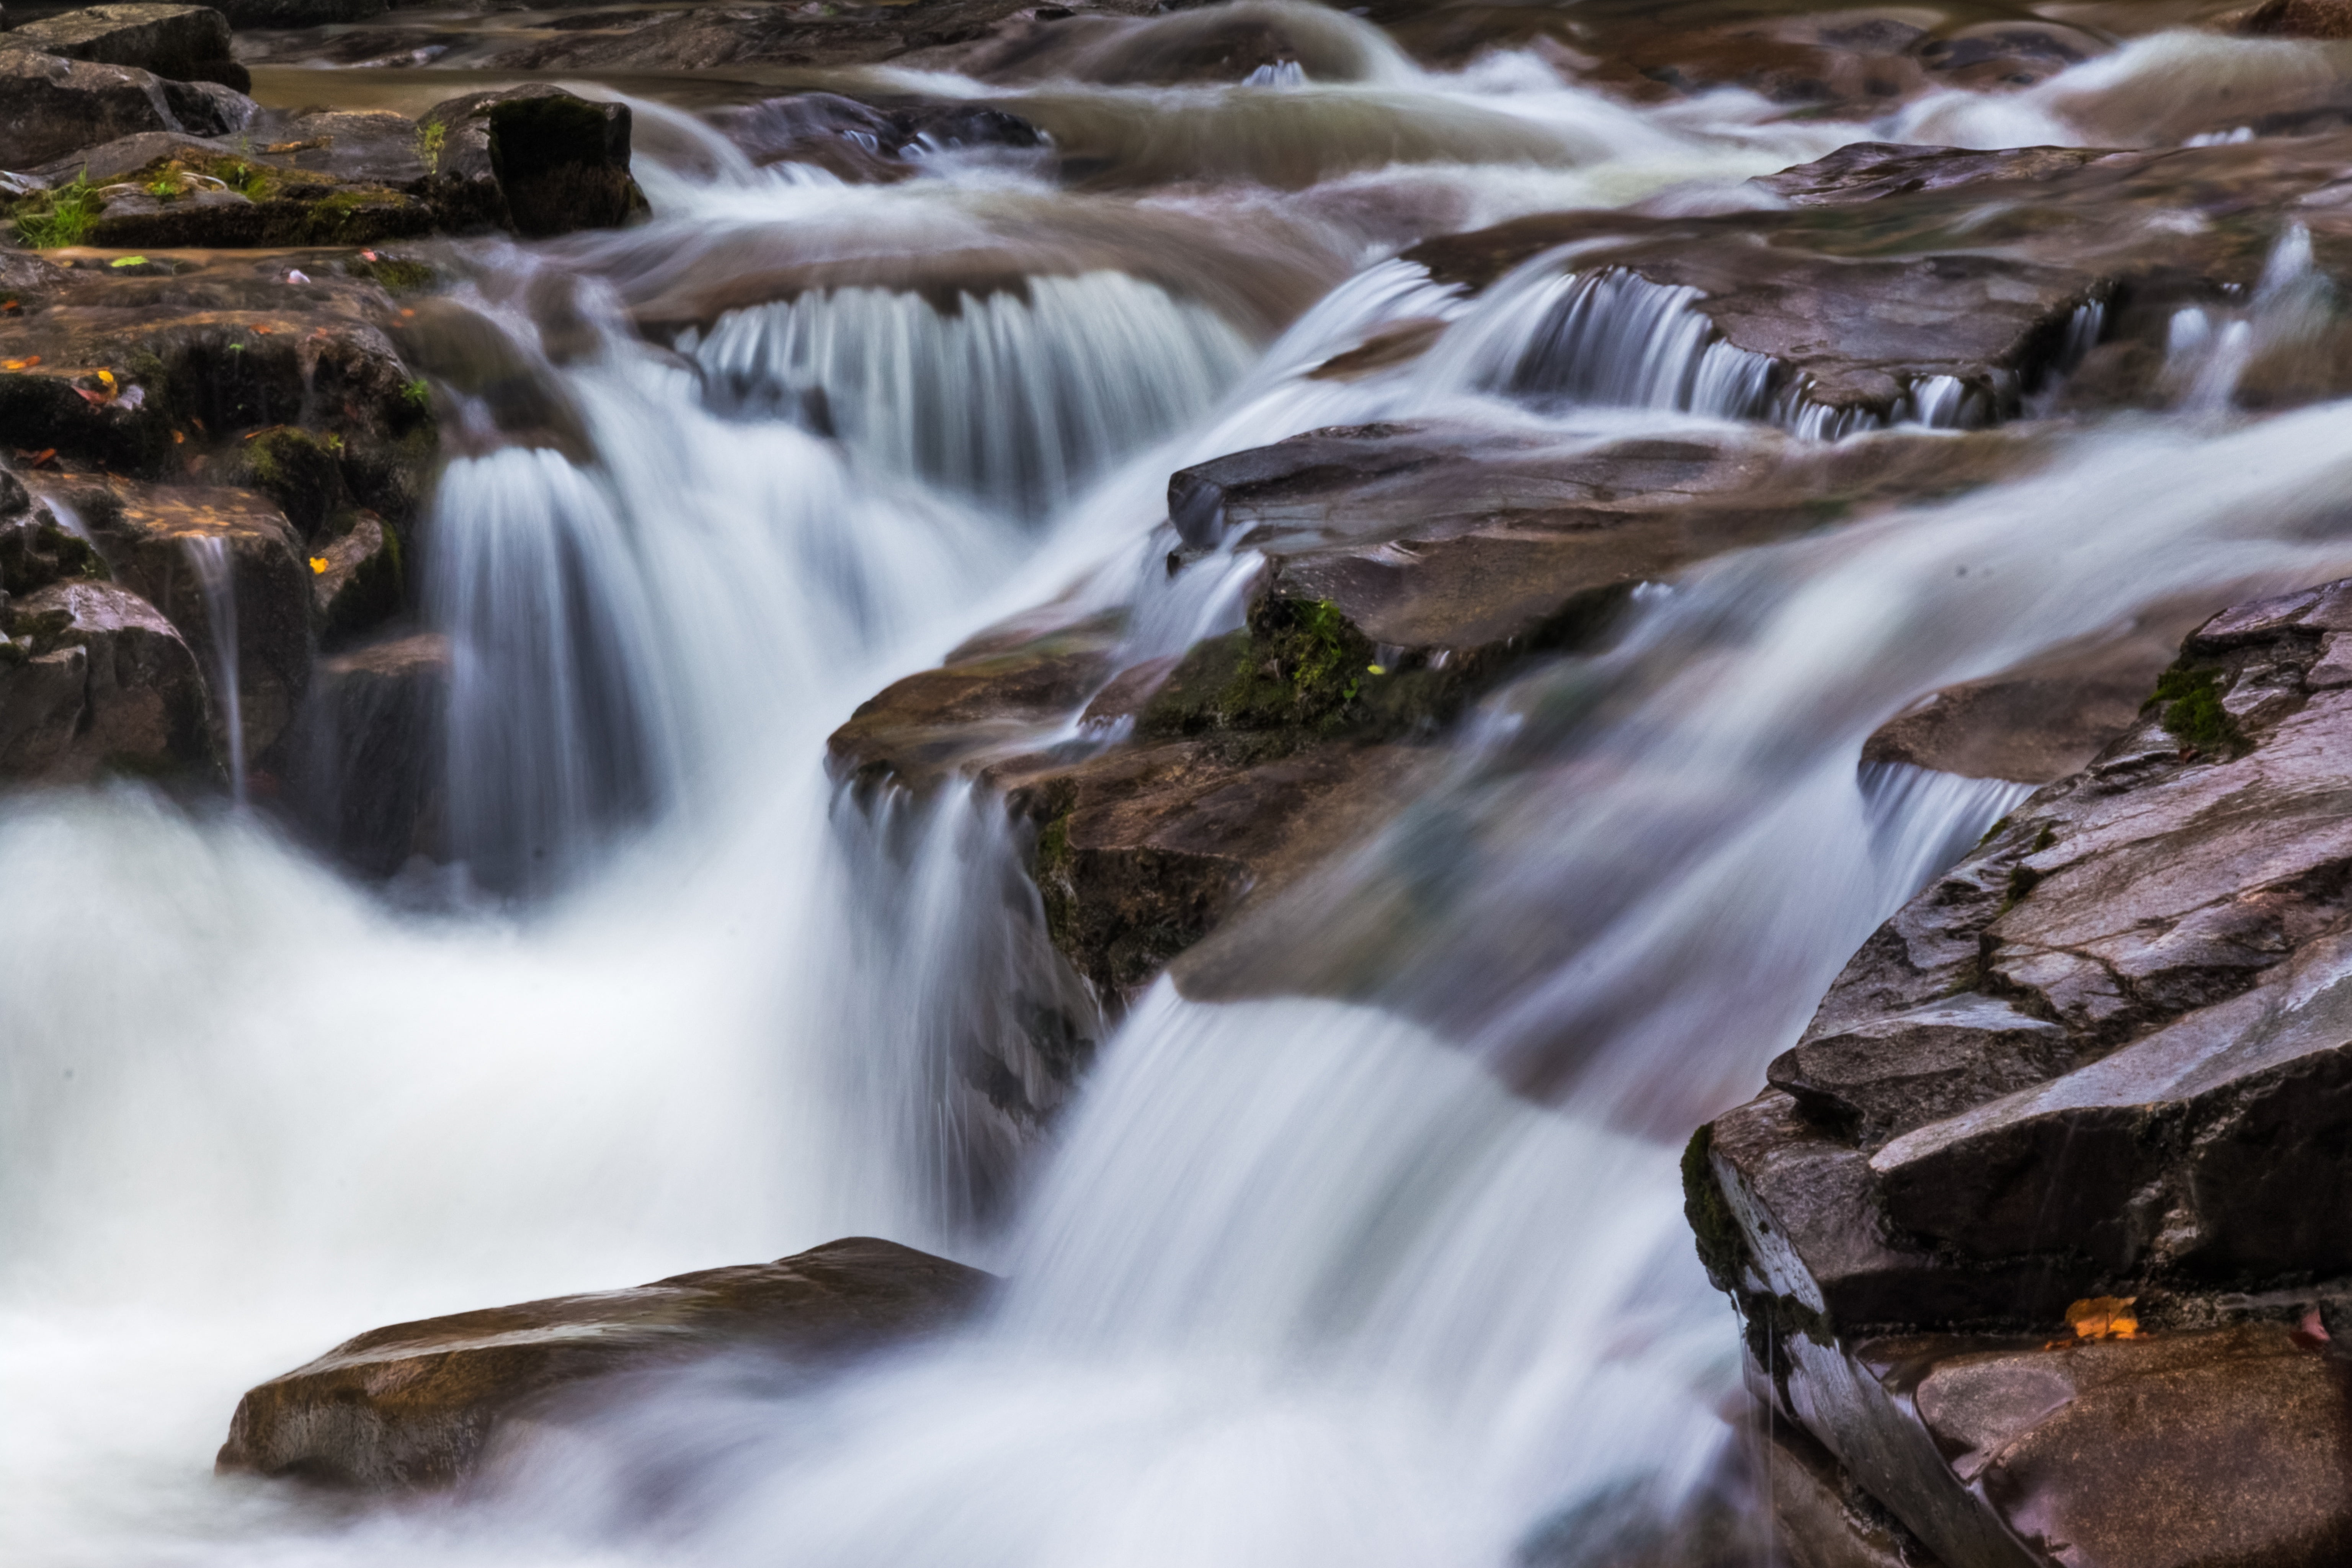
[216,1238,993,1490]
[0,5,248,91]
[1,575,211,782]
[0,48,248,168]
[1688,577,2352,1568]
[416,86,647,240]
[72,477,314,771]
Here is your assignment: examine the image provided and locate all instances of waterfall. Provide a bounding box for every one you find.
[682,273,1256,518]
[430,449,677,892]
[178,535,246,806]
[17,21,2352,1568]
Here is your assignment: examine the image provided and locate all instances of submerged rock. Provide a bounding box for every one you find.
[1688,576,2352,1568]
[216,1238,992,1491]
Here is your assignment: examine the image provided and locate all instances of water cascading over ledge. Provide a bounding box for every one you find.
[682,271,1255,517]
[1441,259,2107,438]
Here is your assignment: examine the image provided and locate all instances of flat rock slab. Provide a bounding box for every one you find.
[1800,1325,2352,1568]
[216,1237,992,1490]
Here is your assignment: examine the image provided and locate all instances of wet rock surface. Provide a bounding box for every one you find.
[835,422,2051,1006]
[216,1237,993,1490]
[0,3,247,90]
[1688,577,2352,1568]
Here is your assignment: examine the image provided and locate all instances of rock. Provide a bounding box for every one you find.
[1690,577,2352,1568]
[73,476,312,768]
[0,48,206,167]
[289,628,443,875]
[1860,609,2213,783]
[307,508,402,639]
[1788,1326,2352,1568]
[417,86,647,240]
[0,259,427,483]
[1769,1420,1945,1568]
[838,423,2050,1006]
[1408,133,2352,427]
[477,0,1156,75]
[0,4,246,90]
[207,0,382,24]
[2228,0,2352,39]
[702,91,1044,184]
[0,576,209,781]
[215,1237,992,1490]
[1008,735,1429,1000]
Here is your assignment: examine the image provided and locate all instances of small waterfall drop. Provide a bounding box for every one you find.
[178,536,246,806]
[683,273,1256,517]
[428,447,678,893]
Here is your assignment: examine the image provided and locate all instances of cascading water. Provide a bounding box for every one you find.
[683,273,1254,517]
[13,20,2352,1568]
[177,535,247,806]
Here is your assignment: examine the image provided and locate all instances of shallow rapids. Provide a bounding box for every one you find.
[13,15,2352,1568]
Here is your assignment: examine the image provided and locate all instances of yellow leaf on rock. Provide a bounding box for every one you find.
[2065,1297,2141,1340]
[308,555,329,575]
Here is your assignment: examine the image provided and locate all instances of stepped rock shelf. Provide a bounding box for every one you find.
[1685,579,2352,1568]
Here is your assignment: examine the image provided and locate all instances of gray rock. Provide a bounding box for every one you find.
[0,4,246,88]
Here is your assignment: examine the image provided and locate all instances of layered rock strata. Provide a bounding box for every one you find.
[1687,579,2352,1568]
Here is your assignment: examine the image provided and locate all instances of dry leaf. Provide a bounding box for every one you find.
[1,355,38,370]
[2065,1297,2141,1341]
[308,555,330,575]
[19,448,57,469]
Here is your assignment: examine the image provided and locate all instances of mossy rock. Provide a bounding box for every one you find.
[227,426,349,541]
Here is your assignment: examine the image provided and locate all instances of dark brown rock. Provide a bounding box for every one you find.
[0,575,209,780]
[0,49,196,167]
[74,476,312,766]
[417,86,647,240]
[1692,577,2352,1568]
[291,627,444,875]
[0,4,245,88]
[215,1237,991,1491]
[1793,1326,2352,1568]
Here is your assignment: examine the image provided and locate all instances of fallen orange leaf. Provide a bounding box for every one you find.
[2065,1297,2141,1341]
[172,430,185,444]
[1,355,38,370]
[96,368,114,389]
[253,325,274,335]
[308,555,329,575]
[19,448,57,469]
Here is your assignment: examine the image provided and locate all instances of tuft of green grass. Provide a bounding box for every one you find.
[12,175,102,249]
[415,120,447,175]
[2145,665,2242,755]
[400,378,431,408]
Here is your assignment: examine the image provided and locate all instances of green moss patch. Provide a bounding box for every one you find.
[2144,664,2244,757]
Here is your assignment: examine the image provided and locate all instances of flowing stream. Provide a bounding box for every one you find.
[12,18,2352,1568]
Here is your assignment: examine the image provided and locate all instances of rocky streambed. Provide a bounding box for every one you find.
[17,2,2352,1566]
